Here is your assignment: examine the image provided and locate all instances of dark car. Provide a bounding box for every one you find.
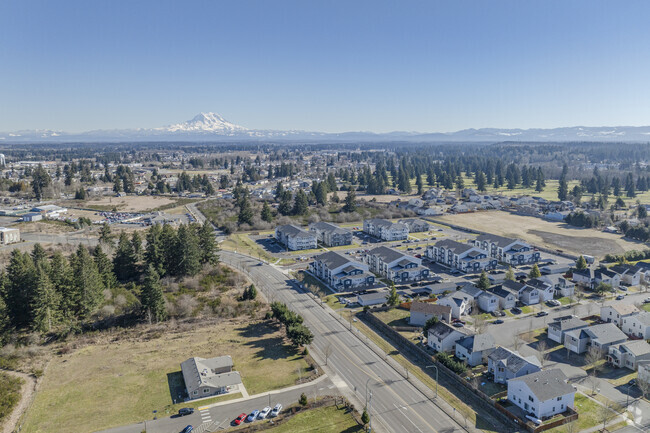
[180,426,193,433]
[616,295,625,300]
[178,408,194,416]
[511,307,522,314]
[452,322,464,328]
[493,319,504,324]
[536,311,548,317]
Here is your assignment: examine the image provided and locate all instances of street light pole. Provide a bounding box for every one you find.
[365,377,372,408]
[426,364,439,399]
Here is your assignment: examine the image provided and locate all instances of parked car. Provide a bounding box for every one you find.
[178,408,194,416]
[452,322,464,328]
[511,307,522,314]
[644,297,650,304]
[493,319,504,324]
[547,300,561,307]
[258,406,272,419]
[247,410,260,422]
[629,379,637,387]
[233,413,247,426]
[270,403,283,417]
[180,426,193,433]
[536,311,548,317]
[616,295,625,300]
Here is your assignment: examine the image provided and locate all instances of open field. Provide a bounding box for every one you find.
[269,405,362,433]
[220,234,295,265]
[434,211,644,258]
[20,319,310,433]
[68,195,195,213]
[0,372,23,429]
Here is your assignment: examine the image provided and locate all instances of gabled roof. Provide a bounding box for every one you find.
[488,347,540,373]
[510,369,574,402]
[572,268,593,278]
[410,301,452,316]
[548,316,589,332]
[428,321,467,340]
[435,239,477,255]
[366,218,407,230]
[488,285,517,299]
[457,334,495,353]
[502,280,526,293]
[615,340,650,357]
[585,323,628,345]
[475,234,519,248]
[605,304,640,316]
[459,285,483,298]
[526,278,552,290]
[276,224,314,238]
[368,246,408,263]
[309,221,351,235]
[313,251,354,269]
[594,268,618,280]
[180,356,240,395]
[629,311,650,326]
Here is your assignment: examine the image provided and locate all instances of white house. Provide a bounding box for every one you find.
[593,268,621,289]
[609,264,643,286]
[310,251,374,291]
[539,274,575,298]
[487,285,518,310]
[608,340,650,370]
[437,293,471,319]
[356,291,390,307]
[507,369,575,419]
[547,316,589,344]
[526,278,555,302]
[571,268,593,287]
[181,356,243,400]
[362,218,409,241]
[409,301,452,326]
[426,239,497,273]
[520,285,540,306]
[0,227,19,245]
[365,246,429,283]
[478,291,499,313]
[427,322,468,352]
[275,225,317,251]
[620,311,650,340]
[601,304,640,327]
[487,347,541,384]
[473,234,540,266]
[564,323,628,356]
[398,218,430,233]
[455,334,496,366]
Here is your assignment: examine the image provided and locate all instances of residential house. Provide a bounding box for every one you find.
[0,227,19,245]
[362,218,409,241]
[275,225,317,251]
[608,340,650,370]
[638,362,650,386]
[409,301,452,326]
[564,323,628,356]
[398,218,430,233]
[620,311,650,340]
[356,291,390,307]
[633,262,650,282]
[478,291,500,313]
[473,234,540,266]
[539,274,575,298]
[507,369,575,419]
[426,239,497,273]
[427,321,468,352]
[593,268,621,289]
[181,356,242,400]
[601,304,640,326]
[308,222,353,247]
[609,264,643,286]
[310,251,374,291]
[487,284,518,310]
[520,285,540,306]
[547,316,589,344]
[365,246,429,283]
[487,347,542,384]
[571,268,593,287]
[437,293,471,319]
[526,278,555,302]
[455,334,496,366]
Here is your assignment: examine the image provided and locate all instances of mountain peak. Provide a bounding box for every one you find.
[166,112,247,133]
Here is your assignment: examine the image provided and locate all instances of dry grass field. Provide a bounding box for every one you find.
[20,319,310,433]
[435,211,644,258]
[76,195,178,212]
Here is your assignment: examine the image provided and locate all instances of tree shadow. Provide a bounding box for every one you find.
[240,335,301,360]
[167,371,187,404]
[236,321,280,339]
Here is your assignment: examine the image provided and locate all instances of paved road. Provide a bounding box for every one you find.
[100,377,336,433]
[222,251,494,433]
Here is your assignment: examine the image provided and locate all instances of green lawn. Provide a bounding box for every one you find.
[21,321,310,433]
[221,234,295,265]
[270,405,362,433]
[641,303,650,312]
[557,297,572,305]
[373,307,411,327]
[545,393,616,433]
[294,271,332,297]
[0,372,23,426]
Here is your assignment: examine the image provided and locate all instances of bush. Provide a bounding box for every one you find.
[436,352,467,375]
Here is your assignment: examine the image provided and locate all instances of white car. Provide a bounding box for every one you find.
[270,403,282,417]
[258,406,271,419]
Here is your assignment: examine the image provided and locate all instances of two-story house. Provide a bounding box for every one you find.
[409,301,452,326]
[398,218,430,233]
[363,218,409,241]
[427,321,468,352]
[473,234,540,266]
[437,293,472,319]
[487,284,518,310]
[275,225,317,251]
[608,340,650,371]
[564,323,628,356]
[571,267,593,287]
[601,304,640,326]
[478,291,500,313]
[310,251,374,291]
[487,346,541,384]
[507,369,575,419]
[308,222,353,247]
[526,278,555,302]
[593,268,621,289]
[455,334,496,366]
[426,239,496,273]
[365,246,429,283]
[539,274,575,298]
[609,264,643,286]
[547,316,589,344]
[620,311,650,339]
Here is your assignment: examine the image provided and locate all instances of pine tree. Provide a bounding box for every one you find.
[504,266,515,281]
[99,223,113,245]
[477,271,490,290]
[140,264,167,323]
[176,224,202,277]
[31,267,60,332]
[416,174,424,195]
[343,188,357,213]
[131,231,143,263]
[558,165,569,201]
[261,201,273,223]
[94,245,116,290]
[386,284,400,306]
[198,221,219,265]
[237,195,254,225]
[576,255,587,270]
[113,232,136,281]
[5,250,37,328]
[292,189,309,216]
[528,264,541,279]
[0,294,10,345]
[31,164,51,201]
[49,251,75,319]
[71,245,104,319]
[160,224,179,276]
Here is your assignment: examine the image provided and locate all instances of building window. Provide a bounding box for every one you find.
[203,388,210,393]
[193,390,198,395]
[557,396,562,401]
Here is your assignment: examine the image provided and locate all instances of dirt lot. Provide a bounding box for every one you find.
[71,195,180,212]
[435,211,645,258]
[20,319,310,433]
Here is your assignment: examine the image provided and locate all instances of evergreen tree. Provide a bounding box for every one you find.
[131,231,143,263]
[160,223,179,276]
[94,245,116,290]
[477,271,491,290]
[416,174,424,195]
[0,294,10,345]
[71,245,104,319]
[145,224,165,276]
[113,232,137,281]
[5,250,37,328]
[504,266,515,281]
[140,264,167,323]
[475,171,487,192]
[386,284,400,306]
[528,264,541,279]
[292,189,309,215]
[558,165,569,201]
[576,255,587,270]
[198,221,219,265]
[176,224,202,277]
[31,267,59,332]
[49,251,75,319]
[31,164,51,201]
[261,201,273,223]
[237,194,254,225]
[99,223,113,245]
[343,188,357,213]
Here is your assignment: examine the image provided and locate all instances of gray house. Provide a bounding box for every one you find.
[564,323,628,356]
[398,218,431,233]
[455,334,496,366]
[487,285,518,310]
[409,301,452,325]
[427,322,468,353]
[487,347,541,384]
[547,316,589,344]
[181,356,243,400]
[608,340,650,371]
[309,222,353,247]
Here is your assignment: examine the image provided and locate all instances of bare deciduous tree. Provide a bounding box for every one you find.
[638,378,650,399]
[536,340,550,367]
[324,344,333,366]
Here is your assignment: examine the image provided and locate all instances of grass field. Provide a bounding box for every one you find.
[434,211,644,258]
[270,405,362,433]
[544,393,616,433]
[220,234,294,265]
[0,371,23,427]
[21,320,310,433]
[373,308,411,327]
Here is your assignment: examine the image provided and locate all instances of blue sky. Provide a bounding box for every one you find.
[1,1,649,133]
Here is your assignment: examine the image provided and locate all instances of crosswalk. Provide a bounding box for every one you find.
[200,407,212,424]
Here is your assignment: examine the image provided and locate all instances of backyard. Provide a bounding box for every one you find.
[20,319,310,433]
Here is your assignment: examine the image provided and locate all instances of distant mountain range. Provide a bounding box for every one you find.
[2,112,650,143]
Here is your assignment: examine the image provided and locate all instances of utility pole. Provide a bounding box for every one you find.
[368,390,373,433]
[425,364,439,399]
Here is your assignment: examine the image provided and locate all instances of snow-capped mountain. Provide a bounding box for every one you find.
[164,112,248,133]
[3,112,650,143]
